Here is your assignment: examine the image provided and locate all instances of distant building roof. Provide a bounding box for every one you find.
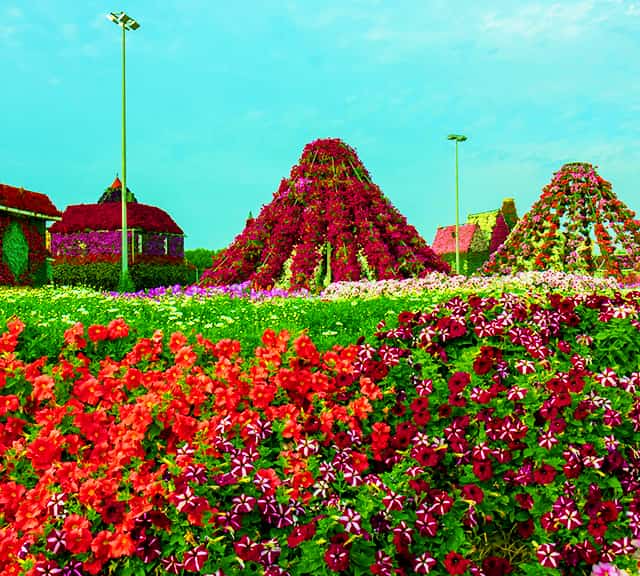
[432,223,481,255]
[0,183,62,219]
[49,202,184,235]
[50,178,183,235]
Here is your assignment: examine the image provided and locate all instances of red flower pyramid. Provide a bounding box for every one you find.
[201,138,449,290]
[483,162,640,278]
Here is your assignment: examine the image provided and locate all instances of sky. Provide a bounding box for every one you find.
[2,0,639,251]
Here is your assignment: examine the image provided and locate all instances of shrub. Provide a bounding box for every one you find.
[129,260,196,289]
[52,261,120,290]
[185,248,220,281]
[52,260,196,291]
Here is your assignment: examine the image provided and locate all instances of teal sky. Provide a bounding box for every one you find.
[2,1,639,251]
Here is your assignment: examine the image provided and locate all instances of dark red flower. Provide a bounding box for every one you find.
[472,459,493,481]
[473,354,494,375]
[443,551,470,575]
[460,483,484,504]
[517,518,534,538]
[413,408,432,427]
[482,556,513,575]
[448,371,471,394]
[533,464,557,485]
[324,543,350,572]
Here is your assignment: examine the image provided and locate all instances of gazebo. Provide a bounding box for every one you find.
[49,177,190,290]
[0,183,61,285]
[50,177,185,263]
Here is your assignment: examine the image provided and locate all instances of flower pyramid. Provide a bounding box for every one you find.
[483,162,640,278]
[200,138,449,290]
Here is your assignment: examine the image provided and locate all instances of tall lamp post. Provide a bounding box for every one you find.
[447,134,467,275]
[107,11,140,291]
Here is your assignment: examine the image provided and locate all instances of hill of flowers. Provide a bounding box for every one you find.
[482,162,640,280]
[1,280,640,575]
[199,138,449,290]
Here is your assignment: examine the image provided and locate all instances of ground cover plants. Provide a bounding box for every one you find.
[1,273,640,575]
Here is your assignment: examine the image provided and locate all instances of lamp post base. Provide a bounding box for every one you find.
[117,270,136,293]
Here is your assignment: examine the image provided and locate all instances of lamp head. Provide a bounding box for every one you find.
[107,11,140,30]
[447,134,467,142]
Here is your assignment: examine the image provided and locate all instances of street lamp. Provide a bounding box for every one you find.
[447,134,467,275]
[107,11,140,292]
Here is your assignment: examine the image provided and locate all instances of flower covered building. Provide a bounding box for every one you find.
[200,138,449,290]
[0,183,62,285]
[432,199,518,275]
[49,177,191,290]
[50,177,185,263]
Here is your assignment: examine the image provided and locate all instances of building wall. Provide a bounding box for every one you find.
[51,230,184,261]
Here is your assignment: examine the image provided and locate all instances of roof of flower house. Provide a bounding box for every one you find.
[467,209,500,237]
[49,202,183,234]
[49,178,183,235]
[0,183,62,219]
[432,223,481,255]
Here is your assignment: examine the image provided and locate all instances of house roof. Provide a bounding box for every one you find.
[467,209,500,238]
[0,183,62,219]
[432,223,480,255]
[49,202,184,235]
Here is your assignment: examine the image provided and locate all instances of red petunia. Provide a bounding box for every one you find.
[87,324,109,343]
[448,371,471,394]
[63,514,92,555]
[460,483,484,504]
[482,555,513,575]
[443,551,470,575]
[26,431,63,471]
[472,458,493,481]
[107,317,129,340]
[533,463,557,485]
[324,543,350,572]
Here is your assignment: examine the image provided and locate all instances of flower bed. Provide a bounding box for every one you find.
[1,285,640,575]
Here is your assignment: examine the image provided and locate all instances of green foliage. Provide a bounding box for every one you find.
[52,261,120,290]
[184,248,219,280]
[52,261,197,292]
[129,260,196,289]
[2,220,29,278]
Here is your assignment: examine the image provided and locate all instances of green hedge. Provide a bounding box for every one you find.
[440,250,489,275]
[52,261,196,291]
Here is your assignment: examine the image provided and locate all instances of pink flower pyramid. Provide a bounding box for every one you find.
[483,162,640,278]
[201,138,449,290]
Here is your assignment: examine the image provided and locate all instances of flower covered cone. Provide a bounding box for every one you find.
[482,162,640,279]
[200,138,449,290]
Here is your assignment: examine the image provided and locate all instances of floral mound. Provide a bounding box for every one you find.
[2,290,640,575]
[483,162,640,279]
[200,138,449,290]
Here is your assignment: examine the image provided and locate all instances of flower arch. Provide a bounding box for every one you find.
[483,162,640,279]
